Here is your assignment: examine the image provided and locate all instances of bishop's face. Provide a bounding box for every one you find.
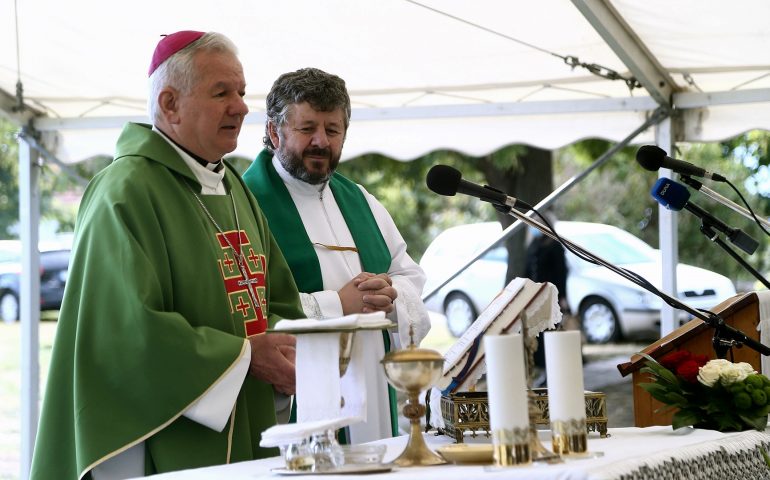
[168,50,249,162]
[270,102,346,184]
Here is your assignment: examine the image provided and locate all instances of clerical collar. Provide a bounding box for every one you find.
[155,127,224,172]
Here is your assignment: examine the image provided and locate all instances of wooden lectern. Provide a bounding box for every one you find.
[617,292,762,427]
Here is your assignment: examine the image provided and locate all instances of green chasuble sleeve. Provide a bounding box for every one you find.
[30,123,304,480]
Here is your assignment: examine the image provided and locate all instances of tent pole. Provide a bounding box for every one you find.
[19,136,41,480]
[655,118,678,337]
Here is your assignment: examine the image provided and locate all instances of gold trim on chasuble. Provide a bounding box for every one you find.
[215,229,268,337]
[80,340,250,479]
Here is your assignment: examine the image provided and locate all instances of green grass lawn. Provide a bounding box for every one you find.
[0,315,58,480]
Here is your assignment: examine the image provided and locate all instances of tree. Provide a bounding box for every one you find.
[0,120,20,237]
[476,145,551,282]
[336,151,495,261]
[0,117,107,239]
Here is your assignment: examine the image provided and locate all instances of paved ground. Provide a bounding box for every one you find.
[583,344,643,428]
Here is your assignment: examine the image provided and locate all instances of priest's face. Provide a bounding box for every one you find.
[270,102,346,184]
[169,50,249,162]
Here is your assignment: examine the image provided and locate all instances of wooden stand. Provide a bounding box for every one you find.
[617,292,762,427]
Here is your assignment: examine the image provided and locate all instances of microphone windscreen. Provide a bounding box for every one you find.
[651,177,690,211]
[426,164,462,196]
[636,145,667,171]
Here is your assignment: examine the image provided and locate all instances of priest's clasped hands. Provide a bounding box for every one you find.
[339,272,397,315]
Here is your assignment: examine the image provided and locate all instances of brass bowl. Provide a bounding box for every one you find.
[381,345,443,392]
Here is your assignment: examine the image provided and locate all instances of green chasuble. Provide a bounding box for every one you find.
[30,123,304,480]
[242,150,399,436]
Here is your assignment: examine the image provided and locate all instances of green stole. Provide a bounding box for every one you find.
[243,149,399,436]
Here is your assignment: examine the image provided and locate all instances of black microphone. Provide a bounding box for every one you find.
[651,178,758,255]
[637,145,727,182]
[426,165,531,210]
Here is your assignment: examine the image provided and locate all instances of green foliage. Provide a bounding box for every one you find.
[0,117,108,239]
[336,151,495,261]
[639,351,770,432]
[555,137,770,285]
[0,121,21,237]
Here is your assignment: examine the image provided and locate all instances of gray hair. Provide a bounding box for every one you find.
[263,68,351,150]
[147,32,239,123]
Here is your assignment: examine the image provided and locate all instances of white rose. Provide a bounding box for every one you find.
[697,360,723,387]
[736,362,756,377]
[720,362,754,386]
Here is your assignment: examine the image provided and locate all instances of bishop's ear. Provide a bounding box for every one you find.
[158,88,181,124]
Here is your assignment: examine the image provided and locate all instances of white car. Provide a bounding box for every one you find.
[420,221,737,343]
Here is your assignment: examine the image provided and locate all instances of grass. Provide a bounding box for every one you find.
[0,315,58,480]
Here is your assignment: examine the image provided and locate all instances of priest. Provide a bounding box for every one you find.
[242,68,431,443]
[30,31,304,479]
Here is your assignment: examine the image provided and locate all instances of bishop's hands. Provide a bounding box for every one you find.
[248,333,296,395]
[339,272,397,315]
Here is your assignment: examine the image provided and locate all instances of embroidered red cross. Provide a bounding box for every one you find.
[217,230,267,337]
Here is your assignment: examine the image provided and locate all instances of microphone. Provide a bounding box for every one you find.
[637,145,727,182]
[651,178,758,255]
[426,164,531,210]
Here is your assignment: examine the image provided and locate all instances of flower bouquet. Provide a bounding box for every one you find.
[639,350,770,432]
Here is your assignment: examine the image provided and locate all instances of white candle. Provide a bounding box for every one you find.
[484,334,529,430]
[544,330,585,421]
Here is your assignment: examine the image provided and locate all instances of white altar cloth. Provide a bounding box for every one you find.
[139,426,770,480]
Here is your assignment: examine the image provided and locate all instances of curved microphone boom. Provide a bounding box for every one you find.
[637,145,727,182]
[426,164,531,211]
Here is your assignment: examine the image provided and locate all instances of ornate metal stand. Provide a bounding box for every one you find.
[520,312,561,462]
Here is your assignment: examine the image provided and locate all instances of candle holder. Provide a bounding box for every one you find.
[550,419,588,456]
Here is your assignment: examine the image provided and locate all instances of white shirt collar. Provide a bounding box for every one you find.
[153,126,226,195]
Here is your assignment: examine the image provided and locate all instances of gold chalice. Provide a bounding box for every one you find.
[381,343,446,466]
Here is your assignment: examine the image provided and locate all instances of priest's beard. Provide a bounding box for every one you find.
[276,145,340,185]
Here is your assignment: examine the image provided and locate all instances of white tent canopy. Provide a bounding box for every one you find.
[4,1,770,478]
[3,0,770,162]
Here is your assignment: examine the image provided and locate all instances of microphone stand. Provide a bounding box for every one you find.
[500,206,770,359]
[697,222,770,290]
[680,175,770,231]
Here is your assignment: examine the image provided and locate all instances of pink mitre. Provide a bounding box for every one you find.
[148,30,205,76]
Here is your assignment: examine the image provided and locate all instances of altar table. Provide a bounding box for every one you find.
[140,426,770,480]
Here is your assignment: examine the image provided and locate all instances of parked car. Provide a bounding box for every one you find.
[0,237,72,324]
[420,221,737,343]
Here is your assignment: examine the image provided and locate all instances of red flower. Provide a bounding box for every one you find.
[660,350,692,369]
[676,359,701,383]
[692,354,709,368]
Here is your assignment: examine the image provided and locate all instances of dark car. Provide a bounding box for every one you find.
[0,238,72,324]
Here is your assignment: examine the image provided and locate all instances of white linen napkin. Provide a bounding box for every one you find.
[260,416,361,448]
[295,332,342,423]
[277,312,388,426]
[274,311,389,331]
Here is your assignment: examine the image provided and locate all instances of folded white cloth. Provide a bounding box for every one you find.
[281,313,391,428]
[296,332,342,422]
[260,416,361,448]
[274,312,390,331]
